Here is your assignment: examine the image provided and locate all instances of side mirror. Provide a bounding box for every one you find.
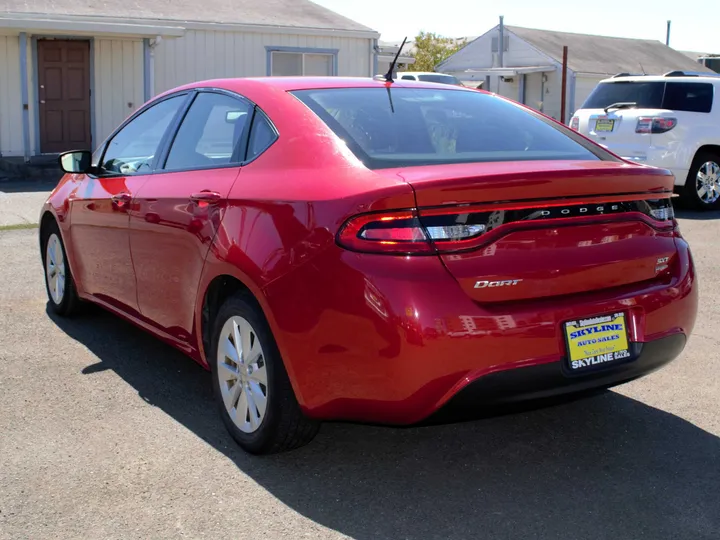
[58,150,92,174]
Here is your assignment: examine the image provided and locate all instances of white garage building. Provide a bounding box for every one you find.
[0,0,379,161]
[438,24,713,123]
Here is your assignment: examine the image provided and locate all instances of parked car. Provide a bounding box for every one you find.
[41,77,698,454]
[395,71,463,85]
[570,71,720,210]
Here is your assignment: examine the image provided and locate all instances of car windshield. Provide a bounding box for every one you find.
[416,74,462,85]
[292,87,603,169]
[582,81,666,109]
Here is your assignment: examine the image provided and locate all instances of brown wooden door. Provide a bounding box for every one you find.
[37,39,92,154]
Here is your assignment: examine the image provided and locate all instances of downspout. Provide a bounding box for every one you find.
[568,71,577,120]
[371,38,379,77]
[145,36,162,101]
[498,15,504,94]
[19,32,31,162]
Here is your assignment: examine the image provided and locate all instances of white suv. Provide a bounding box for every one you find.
[570,71,720,210]
[395,72,463,85]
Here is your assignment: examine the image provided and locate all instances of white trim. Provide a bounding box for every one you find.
[0,12,379,39]
[0,16,185,37]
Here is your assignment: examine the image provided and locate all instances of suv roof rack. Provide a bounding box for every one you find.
[663,70,720,78]
[611,72,636,78]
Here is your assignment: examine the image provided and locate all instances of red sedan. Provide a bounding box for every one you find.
[41,77,698,454]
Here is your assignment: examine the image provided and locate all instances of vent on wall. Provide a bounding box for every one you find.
[491,36,509,53]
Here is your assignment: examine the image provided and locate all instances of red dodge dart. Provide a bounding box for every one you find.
[40,77,698,454]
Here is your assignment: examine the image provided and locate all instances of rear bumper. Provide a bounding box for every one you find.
[431,333,685,422]
[264,239,697,426]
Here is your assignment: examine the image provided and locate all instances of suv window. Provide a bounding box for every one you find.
[101,95,185,174]
[582,81,715,113]
[663,82,714,113]
[582,82,665,109]
[417,74,462,85]
[165,92,251,170]
[293,88,601,169]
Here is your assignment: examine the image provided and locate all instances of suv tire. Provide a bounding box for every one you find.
[681,150,720,211]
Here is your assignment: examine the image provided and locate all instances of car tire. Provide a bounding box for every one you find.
[681,150,720,211]
[209,292,320,454]
[41,220,82,317]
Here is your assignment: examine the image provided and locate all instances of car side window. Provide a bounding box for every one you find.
[401,75,416,80]
[100,95,185,175]
[164,92,252,170]
[246,111,277,161]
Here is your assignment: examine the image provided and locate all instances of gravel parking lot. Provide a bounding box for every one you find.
[1,212,719,540]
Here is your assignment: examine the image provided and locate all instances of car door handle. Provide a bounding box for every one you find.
[111,192,132,205]
[190,191,222,204]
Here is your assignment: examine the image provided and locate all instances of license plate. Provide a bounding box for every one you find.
[595,119,615,132]
[564,312,631,373]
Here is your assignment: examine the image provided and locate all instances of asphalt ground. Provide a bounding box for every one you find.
[1,211,719,540]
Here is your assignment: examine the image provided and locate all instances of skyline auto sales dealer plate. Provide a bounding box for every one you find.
[564,313,632,373]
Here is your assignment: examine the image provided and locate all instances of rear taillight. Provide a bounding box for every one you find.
[570,117,579,130]
[337,198,675,255]
[337,210,433,254]
[636,117,677,134]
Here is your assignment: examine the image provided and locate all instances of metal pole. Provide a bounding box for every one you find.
[560,45,568,124]
[666,20,671,46]
[498,15,504,68]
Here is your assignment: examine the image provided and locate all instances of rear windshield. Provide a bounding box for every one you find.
[292,88,602,169]
[582,81,714,113]
[417,74,462,85]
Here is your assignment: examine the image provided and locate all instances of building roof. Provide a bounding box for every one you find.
[506,25,713,76]
[1,0,375,33]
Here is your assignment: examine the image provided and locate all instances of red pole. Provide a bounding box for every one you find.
[560,45,568,124]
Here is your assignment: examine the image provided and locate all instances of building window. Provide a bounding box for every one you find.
[268,49,336,76]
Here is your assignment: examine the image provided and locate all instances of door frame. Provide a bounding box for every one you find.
[31,36,96,156]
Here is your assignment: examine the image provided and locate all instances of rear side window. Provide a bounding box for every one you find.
[246,111,277,160]
[663,82,714,113]
[582,82,665,109]
[292,87,602,169]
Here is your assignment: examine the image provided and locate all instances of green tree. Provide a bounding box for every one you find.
[411,31,467,72]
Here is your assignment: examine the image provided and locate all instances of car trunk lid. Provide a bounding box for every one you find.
[396,160,677,302]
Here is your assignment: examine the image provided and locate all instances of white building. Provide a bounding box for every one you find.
[0,0,379,160]
[438,24,713,122]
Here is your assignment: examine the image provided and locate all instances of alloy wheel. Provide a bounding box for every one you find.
[45,233,66,305]
[216,315,268,433]
[696,161,720,204]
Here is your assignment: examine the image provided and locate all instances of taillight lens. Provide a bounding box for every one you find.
[337,198,675,255]
[337,210,433,254]
[570,117,579,130]
[636,117,677,134]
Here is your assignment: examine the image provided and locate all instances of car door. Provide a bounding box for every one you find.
[128,90,255,342]
[67,93,188,314]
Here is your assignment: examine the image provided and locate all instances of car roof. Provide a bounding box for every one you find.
[166,76,471,94]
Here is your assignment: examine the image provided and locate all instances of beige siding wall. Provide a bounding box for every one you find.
[153,30,371,94]
[1,29,371,158]
[94,38,145,146]
[0,35,23,157]
[574,75,604,113]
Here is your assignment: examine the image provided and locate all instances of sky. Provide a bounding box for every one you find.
[313,0,719,53]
